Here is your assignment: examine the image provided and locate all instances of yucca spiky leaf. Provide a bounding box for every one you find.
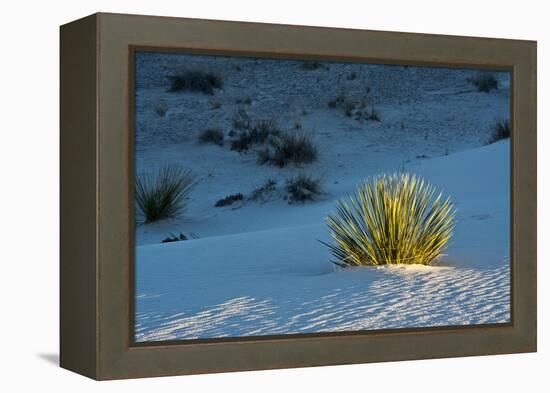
[135,164,194,223]
[323,173,456,266]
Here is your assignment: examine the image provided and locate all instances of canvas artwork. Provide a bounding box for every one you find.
[133,51,510,342]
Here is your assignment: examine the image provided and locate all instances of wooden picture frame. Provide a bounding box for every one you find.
[60,12,537,380]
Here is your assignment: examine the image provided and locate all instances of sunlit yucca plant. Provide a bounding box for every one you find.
[135,165,194,223]
[323,173,455,267]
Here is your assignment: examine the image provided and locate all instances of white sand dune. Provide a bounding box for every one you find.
[135,141,510,341]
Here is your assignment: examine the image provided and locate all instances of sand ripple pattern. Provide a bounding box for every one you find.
[135,264,509,342]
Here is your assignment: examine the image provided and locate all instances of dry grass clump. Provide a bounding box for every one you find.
[257,132,318,167]
[286,174,322,203]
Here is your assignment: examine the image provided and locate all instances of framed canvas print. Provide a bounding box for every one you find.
[60,13,537,380]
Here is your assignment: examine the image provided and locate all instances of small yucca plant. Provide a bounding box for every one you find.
[135,165,194,223]
[323,173,455,267]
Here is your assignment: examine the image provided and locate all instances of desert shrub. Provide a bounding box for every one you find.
[301,61,324,70]
[167,71,222,95]
[323,173,455,267]
[215,193,244,207]
[135,165,194,223]
[468,72,498,93]
[232,108,251,130]
[257,132,318,167]
[198,128,224,146]
[250,179,277,201]
[286,174,322,203]
[230,119,280,152]
[486,119,511,144]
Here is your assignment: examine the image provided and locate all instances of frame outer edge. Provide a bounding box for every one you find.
[514,41,537,351]
[92,13,537,380]
[60,13,100,380]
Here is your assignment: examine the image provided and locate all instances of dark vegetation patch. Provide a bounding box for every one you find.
[228,112,317,167]
[300,61,325,70]
[486,119,510,144]
[161,232,199,243]
[167,71,222,95]
[467,72,498,93]
[215,193,244,207]
[198,128,224,146]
